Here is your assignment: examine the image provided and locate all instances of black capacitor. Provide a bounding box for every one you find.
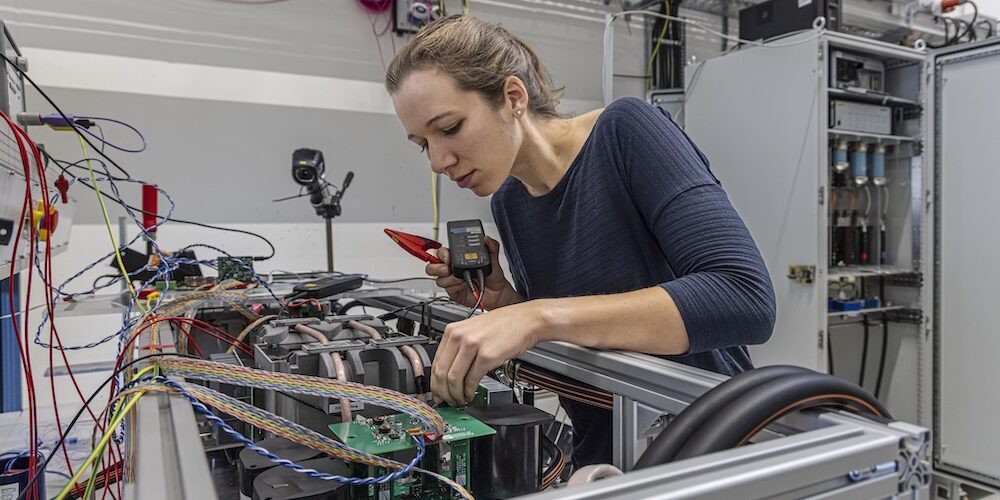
[239,437,322,497]
[832,169,849,188]
[879,222,887,264]
[252,457,350,500]
[832,210,852,266]
[0,455,45,500]
[845,210,859,264]
[857,216,870,265]
[465,403,554,500]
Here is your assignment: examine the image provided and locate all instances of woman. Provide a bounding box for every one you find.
[384,15,776,468]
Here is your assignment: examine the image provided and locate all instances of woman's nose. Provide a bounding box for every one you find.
[428,145,457,175]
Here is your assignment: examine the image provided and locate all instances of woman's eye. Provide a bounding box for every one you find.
[418,143,428,153]
[442,120,463,136]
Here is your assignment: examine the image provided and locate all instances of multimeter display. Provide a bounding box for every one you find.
[447,219,492,277]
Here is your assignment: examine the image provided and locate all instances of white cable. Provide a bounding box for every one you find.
[553,405,566,444]
[602,13,616,105]
[602,9,828,104]
[0,303,48,322]
[882,185,889,218]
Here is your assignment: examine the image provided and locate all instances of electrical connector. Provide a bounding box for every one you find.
[16,112,95,130]
[18,112,72,129]
[55,175,70,203]
[917,0,965,14]
[31,200,58,241]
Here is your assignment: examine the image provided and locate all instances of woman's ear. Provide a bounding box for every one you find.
[503,75,530,117]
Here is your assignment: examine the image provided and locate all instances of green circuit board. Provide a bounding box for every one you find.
[329,407,495,454]
[216,256,255,282]
[330,407,495,499]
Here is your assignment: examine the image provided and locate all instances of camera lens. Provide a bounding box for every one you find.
[293,166,315,184]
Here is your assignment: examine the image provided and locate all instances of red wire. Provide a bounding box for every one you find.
[0,118,257,497]
[284,298,322,311]
[1,112,39,500]
[471,282,484,312]
[110,316,250,379]
[97,315,248,454]
[4,118,122,499]
[19,122,126,500]
[175,317,253,355]
[105,315,252,397]
[170,321,207,358]
[15,120,88,499]
[97,315,252,444]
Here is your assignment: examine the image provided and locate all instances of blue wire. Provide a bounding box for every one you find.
[1,450,42,473]
[53,157,168,247]
[30,172,175,303]
[72,117,147,154]
[177,244,282,303]
[28,170,285,351]
[32,254,187,350]
[150,377,423,485]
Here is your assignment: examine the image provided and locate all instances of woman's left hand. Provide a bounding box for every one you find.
[431,301,544,406]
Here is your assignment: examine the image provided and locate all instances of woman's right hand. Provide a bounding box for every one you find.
[425,235,522,310]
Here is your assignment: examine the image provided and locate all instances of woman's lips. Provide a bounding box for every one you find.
[456,171,474,188]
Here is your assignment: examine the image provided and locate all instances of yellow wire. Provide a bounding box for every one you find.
[463,0,469,15]
[71,366,157,499]
[57,392,146,499]
[130,365,158,382]
[645,1,670,90]
[431,172,440,241]
[78,135,145,312]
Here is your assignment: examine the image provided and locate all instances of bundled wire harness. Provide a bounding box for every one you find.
[47,357,473,500]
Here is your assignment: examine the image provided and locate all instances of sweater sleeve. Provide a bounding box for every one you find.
[606,97,776,354]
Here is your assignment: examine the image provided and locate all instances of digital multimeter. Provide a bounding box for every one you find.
[446,219,492,278]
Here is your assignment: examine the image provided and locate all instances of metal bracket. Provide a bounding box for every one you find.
[885,308,923,325]
[788,265,817,284]
[892,422,932,494]
[370,335,432,349]
[299,339,367,353]
[883,272,923,287]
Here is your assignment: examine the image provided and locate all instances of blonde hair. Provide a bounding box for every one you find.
[385,15,563,119]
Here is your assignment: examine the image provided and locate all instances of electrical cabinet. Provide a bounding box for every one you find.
[684,31,1000,492]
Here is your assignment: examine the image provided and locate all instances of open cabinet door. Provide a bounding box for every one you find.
[683,35,823,370]
[930,39,1000,489]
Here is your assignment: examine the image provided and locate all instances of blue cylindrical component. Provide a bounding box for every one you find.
[870,145,886,186]
[832,140,849,172]
[851,143,868,186]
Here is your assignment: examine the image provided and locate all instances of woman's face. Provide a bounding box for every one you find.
[391,68,520,197]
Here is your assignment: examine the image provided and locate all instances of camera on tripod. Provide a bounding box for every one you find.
[292,148,325,186]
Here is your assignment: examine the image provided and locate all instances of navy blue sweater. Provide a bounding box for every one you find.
[491,97,776,466]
